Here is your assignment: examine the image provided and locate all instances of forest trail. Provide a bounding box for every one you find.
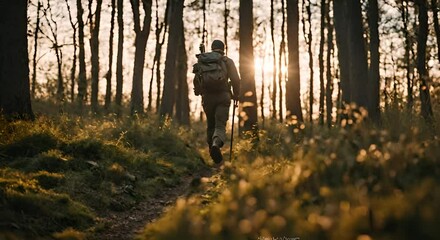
[91,165,215,240]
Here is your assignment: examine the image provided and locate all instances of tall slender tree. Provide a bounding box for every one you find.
[89,0,103,112]
[347,0,369,109]
[368,0,380,121]
[224,0,229,55]
[325,0,334,127]
[318,0,326,125]
[148,0,169,112]
[115,0,124,113]
[32,1,42,99]
[278,0,286,122]
[432,0,440,61]
[270,0,277,119]
[105,0,116,111]
[239,0,258,133]
[160,0,184,118]
[130,0,153,115]
[286,0,303,122]
[303,0,314,122]
[65,0,77,103]
[333,0,350,104]
[76,0,87,109]
[42,0,64,104]
[416,0,434,121]
[0,0,34,119]
[400,0,414,109]
[175,18,190,125]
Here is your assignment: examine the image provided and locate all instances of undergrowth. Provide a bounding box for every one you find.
[0,113,208,239]
[140,106,440,240]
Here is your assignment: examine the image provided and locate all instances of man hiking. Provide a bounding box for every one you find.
[193,40,240,164]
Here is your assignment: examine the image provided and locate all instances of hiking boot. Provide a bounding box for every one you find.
[210,137,223,164]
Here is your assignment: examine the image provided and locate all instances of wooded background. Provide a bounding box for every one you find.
[1,0,439,131]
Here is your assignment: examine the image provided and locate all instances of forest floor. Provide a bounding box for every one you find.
[91,152,225,240]
[91,174,202,240]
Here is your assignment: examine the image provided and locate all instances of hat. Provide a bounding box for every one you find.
[211,40,225,52]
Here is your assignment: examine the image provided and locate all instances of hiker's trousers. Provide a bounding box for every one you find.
[202,91,232,146]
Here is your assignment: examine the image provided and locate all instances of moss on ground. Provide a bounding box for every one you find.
[0,114,208,239]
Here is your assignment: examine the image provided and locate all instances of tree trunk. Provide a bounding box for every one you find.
[270,0,277,119]
[105,0,116,111]
[432,0,440,62]
[318,0,326,125]
[224,0,229,55]
[368,0,380,121]
[43,1,64,104]
[130,0,153,115]
[325,0,334,127]
[155,0,170,113]
[148,0,169,112]
[160,0,183,118]
[175,18,190,125]
[65,0,77,103]
[89,0,103,113]
[333,0,350,104]
[286,0,303,122]
[278,0,286,122]
[239,0,258,133]
[77,0,87,109]
[32,1,42,99]
[115,0,124,113]
[401,0,414,109]
[303,0,314,123]
[0,0,34,119]
[416,0,434,121]
[261,54,266,128]
[347,0,369,109]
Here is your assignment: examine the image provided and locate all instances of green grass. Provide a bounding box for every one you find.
[0,113,208,239]
[140,106,440,240]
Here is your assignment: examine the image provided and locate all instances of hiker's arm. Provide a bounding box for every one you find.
[226,59,240,99]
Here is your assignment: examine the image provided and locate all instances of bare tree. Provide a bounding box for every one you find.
[115,0,124,113]
[65,0,78,103]
[270,0,277,119]
[239,0,258,133]
[130,0,153,115]
[347,0,369,109]
[77,0,87,109]
[175,18,190,125]
[224,0,229,55]
[432,0,440,62]
[42,0,64,103]
[0,0,34,119]
[318,0,326,125]
[325,0,334,127]
[148,0,169,112]
[105,0,116,111]
[416,0,434,121]
[278,0,286,122]
[32,1,42,99]
[88,0,103,112]
[286,0,303,122]
[368,0,380,121]
[333,0,350,105]
[302,0,314,123]
[400,0,414,109]
[160,0,184,118]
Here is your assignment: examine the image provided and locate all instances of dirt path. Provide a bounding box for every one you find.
[91,169,213,240]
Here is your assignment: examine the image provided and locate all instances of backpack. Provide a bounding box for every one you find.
[194,51,229,93]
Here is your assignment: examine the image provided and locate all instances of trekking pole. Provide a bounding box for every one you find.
[229,99,238,162]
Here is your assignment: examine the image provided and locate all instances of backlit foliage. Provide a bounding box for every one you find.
[140,105,440,240]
